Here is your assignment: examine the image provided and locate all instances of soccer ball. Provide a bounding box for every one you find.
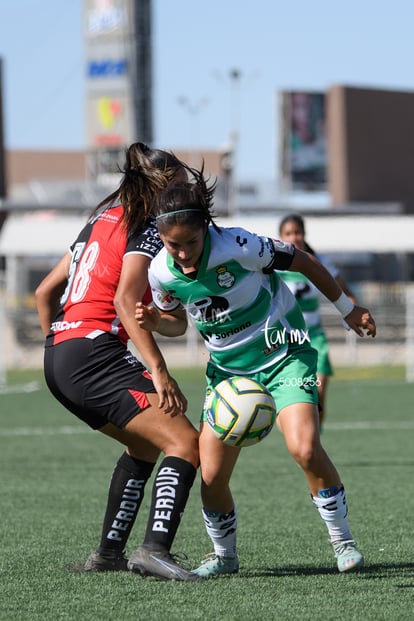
[204,376,276,448]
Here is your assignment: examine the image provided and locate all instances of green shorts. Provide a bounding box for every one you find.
[310,330,333,376]
[201,343,319,420]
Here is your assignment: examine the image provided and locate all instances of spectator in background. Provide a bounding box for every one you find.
[278,213,357,426]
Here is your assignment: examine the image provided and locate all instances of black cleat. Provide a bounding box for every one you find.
[84,550,129,572]
[127,546,200,581]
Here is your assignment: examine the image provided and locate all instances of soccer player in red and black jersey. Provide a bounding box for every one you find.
[36,143,199,581]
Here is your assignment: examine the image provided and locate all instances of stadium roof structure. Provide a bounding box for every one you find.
[0,210,87,256]
[217,213,414,254]
[0,209,414,257]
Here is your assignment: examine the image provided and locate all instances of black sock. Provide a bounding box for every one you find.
[143,456,197,552]
[98,452,155,556]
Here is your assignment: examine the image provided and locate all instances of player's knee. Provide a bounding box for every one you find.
[165,432,199,467]
[200,469,228,490]
[289,443,317,469]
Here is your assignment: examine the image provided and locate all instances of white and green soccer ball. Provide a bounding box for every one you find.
[204,376,276,447]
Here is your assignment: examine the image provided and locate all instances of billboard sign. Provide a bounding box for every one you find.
[279,91,327,190]
[84,0,134,148]
[86,94,132,147]
[83,0,153,167]
[84,0,130,39]
[87,59,127,78]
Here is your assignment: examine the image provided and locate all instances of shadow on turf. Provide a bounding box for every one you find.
[248,562,414,580]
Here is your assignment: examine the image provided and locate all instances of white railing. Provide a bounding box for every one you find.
[0,282,412,379]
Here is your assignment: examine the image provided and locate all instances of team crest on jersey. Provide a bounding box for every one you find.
[155,290,174,305]
[216,266,235,288]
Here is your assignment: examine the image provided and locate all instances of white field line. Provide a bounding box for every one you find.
[0,421,413,438]
[0,381,41,394]
[325,421,414,430]
[0,426,93,437]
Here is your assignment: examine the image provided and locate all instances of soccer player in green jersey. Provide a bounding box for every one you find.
[135,171,376,578]
[278,213,358,426]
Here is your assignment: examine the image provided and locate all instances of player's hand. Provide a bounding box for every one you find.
[344,305,376,337]
[135,302,161,332]
[151,368,188,416]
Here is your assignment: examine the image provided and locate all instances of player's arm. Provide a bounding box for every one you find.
[114,253,187,415]
[335,274,357,305]
[35,252,71,336]
[320,254,358,304]
[135,302,187,337]
[289,248,376,337]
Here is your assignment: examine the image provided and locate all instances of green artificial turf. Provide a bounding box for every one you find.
[0,367,412,620]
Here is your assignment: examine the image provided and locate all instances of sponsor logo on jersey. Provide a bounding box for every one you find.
[124,352,139,367]
[213,320,252,339]
[299,381,316,395]
[267,238,276,256]
[216,266,235,288]
[136,240,162,254]
[272,239,287,250]
[263,342,282,355]
[293,282,311,299]
[135,229,163,256]
[155,290,175,306]
[51,320,83,332]
[187,296,230,323]
[258,237,265,257]
[97,211,120,223]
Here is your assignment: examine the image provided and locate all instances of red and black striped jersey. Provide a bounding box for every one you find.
[48,204,163,345]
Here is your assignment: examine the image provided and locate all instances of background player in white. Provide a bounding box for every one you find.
[135,172,376,578]
[278,213,357,426]
[36,143,200,581]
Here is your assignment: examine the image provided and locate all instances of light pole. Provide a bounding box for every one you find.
[211,68,244,215]
[177,96,209,364]
[177,96,209,148]
[228,69,241,216]
[212,68,259,214]
[229,68,242,152]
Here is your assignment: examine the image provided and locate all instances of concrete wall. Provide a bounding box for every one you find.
[5,148,226,189]
[328,85,414,213]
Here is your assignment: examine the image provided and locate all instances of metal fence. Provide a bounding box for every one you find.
[1,282,412,378]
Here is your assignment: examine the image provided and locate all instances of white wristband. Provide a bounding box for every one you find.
[334,291,354,318]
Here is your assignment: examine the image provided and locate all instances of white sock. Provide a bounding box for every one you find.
[201,507,237,558]
[312,486,353,543]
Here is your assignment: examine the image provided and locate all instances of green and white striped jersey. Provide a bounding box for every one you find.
[149,226,308,374]
[278,254,339,331]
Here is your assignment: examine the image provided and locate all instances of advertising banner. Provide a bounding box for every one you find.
[280,91,327,190]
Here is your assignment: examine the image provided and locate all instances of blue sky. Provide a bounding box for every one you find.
[0,0,413,180]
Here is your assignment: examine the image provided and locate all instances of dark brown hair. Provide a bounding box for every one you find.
[90,142,186,233]
[154,165,220,234]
